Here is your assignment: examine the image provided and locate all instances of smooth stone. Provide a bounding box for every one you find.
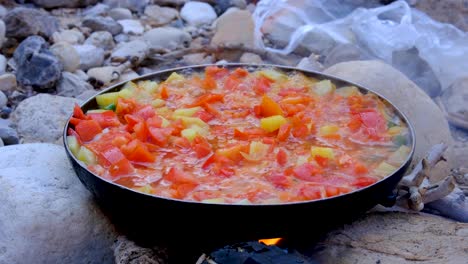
[239,52,263,64]
[0,20,5,48]
[180,1,217,26]
[74,44,105,70]
[30,0,99,8]
[0,137,3,147]
[296,55,324,72]
[82,3,110,17]
[441,77,468,115]
[0,74,17,92]
[82,16,123,36]
[117,19,144,35]
[311,212,468,263]
[11,94,81,143]
[0,54,6,74]
[143,5,178,26]
[52,29,85,45]
[50,42,80,72]
[214,0,247,14]
[182,52,213,65]
[87,66,121,86]
[56,72,94,98]
[13,36,62,90]
[118,69,139,82]
[142,27,191,51]
[84,31,115,50]
[111,39,149,63]
[324,60,453,182]
[0,143,117,263]
[109,7,133,20]
[0,90,6,108]
[323,43,366,68]
[0,6,7,19]
[0,124,19,145]
[104,0,150,12]
[4,7,60,39]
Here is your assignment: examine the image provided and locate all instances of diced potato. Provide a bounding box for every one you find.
[175,116,208,128]
[388,126,404,136]
[118,87,133,99]
[319,125,339,136]
[173,107,202,117]
[122,81,137,91]
[373,162,397,177]
[202,198,225,204]
[134,185,152,194]
[181,128,198,142]
[165,72,184,83]
[240,141,269,161]
[335,86,359,97]
[161,117,170,127]
[96,92,120,108]
[67,136,80,157]
[296,155,308,166]
[388,145,411,166]
[151,99,166,108]
[86,109,107,114]
[314,80,335,96]
[138,80,158,93]
[260,115,288,132]
[259,69,287,81]
[311,146,335,159]
[155,107,171,116]
[235,199,252,205]
[77,146,97,165]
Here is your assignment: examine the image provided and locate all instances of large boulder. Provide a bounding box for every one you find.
[324,60,453,182]
[11,94,80,143]
[0,143,117,263]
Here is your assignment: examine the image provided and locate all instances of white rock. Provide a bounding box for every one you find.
[142,27,191,51]
[11,94,81,143]
[50,42,81,72]
[118,69,139,82]
[143,5,178,26]
[0,6,7,19]
[0,20,5,49]
[73,69,89,81]
[74,44,105,70]
[211,8,254,48]
[52,29,85,45]
[181,2,217,26]
[0,53,6,74]
[296,56,324,72]
[0,143,117,263]
[109,7,133,20]
[87,66,121,86]
[0,90,6,108]
[183,52,213,65]
[239,52,263,64]
[84,31,115,50]
[117,19,144,35]
[56,71,94,98]
[111,39,149,63]
[0,73,16,92]
[324,60,453,182]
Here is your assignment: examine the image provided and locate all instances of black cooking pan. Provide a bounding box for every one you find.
[63,63,415,246]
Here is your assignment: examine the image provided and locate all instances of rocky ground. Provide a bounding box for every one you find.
[0,0,467,263]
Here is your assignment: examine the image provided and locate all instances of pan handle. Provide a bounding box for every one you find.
[378,191,398,207]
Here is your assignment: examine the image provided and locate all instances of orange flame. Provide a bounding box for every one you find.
[258,238,282,246]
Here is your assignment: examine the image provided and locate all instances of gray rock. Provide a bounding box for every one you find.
[0,137,3,147]
[324,60,453,183]
[111,39,149,64]
[0,6,7,19]
[82,16,123,36]
[52,29,85,45]
[4,7,60,39]
[0,74,17,92]
[77,89,99,101]
[73,69,89,81]
[113,33,129,43]
[11,94,81,143]
[296,55,324,72]
[109,8,133,20]
[84,31,115,50]
[0,20,5,49]
[180,1,217,26]
[0,90,6,108]
[117,19,144,35]
[311,212,468,263]
[324,43,365,68]
[104,0,150,12]
[13,36,62,90]
[0,54,6,74]
[0,143,117,263]
[441,77,468,115]
[50,42,80,72]
[118,69,139,83]
[82,3,110,17]
[142,27,191,51]
[74,44,105,70]
[30,0,99,8]
[56,72,93,98]
[214,0,247,14]
[143,5,178,26]
[0,125,19,145]
[239,52,263,64]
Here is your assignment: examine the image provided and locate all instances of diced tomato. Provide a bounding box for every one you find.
[146,115,163,128]
[325,186,339,197]
[69,117,81,126]
[194,110,215,122]
[354,163,368,174]
[112,135,130,147]
[173,136,191,149]
[88,111,120,128]
[108,158,134,177]
[253,105,262,117]
[205,66,229,79]
[276,149,287,166]
[99,146,127,166]
[72,104,88,120]
[67,128,82,144]
[298,185,322,200]
[253,76,272,95]
[314,156,329,167]
[192,190,222,201]
[190,93,224,107]
[148,127,173,146]
[192,136,212,158]
[322,134,341,140]
[124,114,141,131]
[174,183,198,199]
[75,119,102,142]
[359,110,386,139]
[201,154,216,169]
[347,115,362,131]
[165,167,197,185]
[202,102,221,117]
[219,167,235,177]
[169,119,185,136]
[265,173,291,189]
[231,68,249,78]
[277,123,291,141]
[259,95,282,117]
[292,163,322,181]
[133,122,148,141]
[116,98,136,116]
[121,139,155,163]
[160,85,169,99]
[262,137,275,145]
[202,75,217,90]
[278,87,306,97]
[291,124,309,139]
[134,105,156,120]
[352,177,377,188]
[224,76,241,90]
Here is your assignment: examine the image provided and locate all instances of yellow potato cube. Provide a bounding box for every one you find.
[151,99,166,108]
[373,162,397,177]
[96,92,120,108]
[173,107,202,117]
[319,125,339,135]
[138,80,158,93]
[77,146,97,165]
[260,115,288,132]
[165,72,184,83]
[314,80,335,96]
[66,136,80,157]
[259,69,287,81]
[335,86,360,97]
[311,146,335,159]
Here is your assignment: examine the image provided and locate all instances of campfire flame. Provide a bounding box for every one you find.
[258,238,282,246]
